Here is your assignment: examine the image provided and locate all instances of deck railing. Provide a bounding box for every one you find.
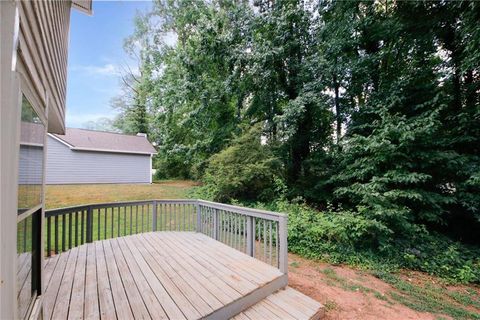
[45,199,288,273]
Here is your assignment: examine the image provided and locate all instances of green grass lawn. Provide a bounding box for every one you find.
[44,181,199,254]
[45,180,198,209]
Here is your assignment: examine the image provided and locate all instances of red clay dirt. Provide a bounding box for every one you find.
[287,253,440,320]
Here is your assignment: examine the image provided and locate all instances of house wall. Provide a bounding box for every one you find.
[19,145,44,185]
[17,0,71,134]
[1,3,22,317]
[46,137,152,184]
[1,1,81,318]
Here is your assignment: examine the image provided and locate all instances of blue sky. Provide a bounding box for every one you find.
[66,1,151,128]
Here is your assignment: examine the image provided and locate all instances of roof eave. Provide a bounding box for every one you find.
[71,147,156,155]
[72,0,93,15]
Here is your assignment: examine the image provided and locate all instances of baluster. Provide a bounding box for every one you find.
[62,215,66,252]
[183,204,186,231]
[135,205,138,234]
[243,216,247,253]
[103,208,107,240]
[228,212,235,247]
[86,206,93,243]
[263,220,267,262]
[235,214,239,249]
[275,222,279,268]
[149,203,152,231]
[221,211,225,243]
[173,204,176,231]
[68,212,72,249]
[164,203,168,231]
[23,219,27,252]
[54,215,59,254]
[75,211,79,247]
[80,209,85,244]
[246,216,253,256]
[128,205,133,234]
[96,208,99,241]
[196,204,201,233]
[117,206,120,236]
[111,207,114,239]
[167,203,170,231]
[47,216,51,256]
[269,221,273,265]
[177,203,179,231]
[142,204,144,232]
[212,208,215,238]
[123,206,126,235]
[158,203,162,231]
[209,207,212,237]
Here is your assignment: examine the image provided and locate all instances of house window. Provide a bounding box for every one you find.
[17,95,44,319]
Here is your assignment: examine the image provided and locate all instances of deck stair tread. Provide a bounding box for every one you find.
[231,287,324,320]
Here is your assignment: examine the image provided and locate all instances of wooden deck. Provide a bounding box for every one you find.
[43,231,323,319]
[233,287,324,320]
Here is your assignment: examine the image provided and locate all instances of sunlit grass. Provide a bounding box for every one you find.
[44,181,199,254]
[45,180,198,209]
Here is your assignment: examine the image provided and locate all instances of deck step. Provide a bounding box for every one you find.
[231,287,324,320]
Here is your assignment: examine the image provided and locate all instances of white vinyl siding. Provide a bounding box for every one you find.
[46,136,151,184]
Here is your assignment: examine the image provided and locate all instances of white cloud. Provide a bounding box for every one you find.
[71,63,121,76]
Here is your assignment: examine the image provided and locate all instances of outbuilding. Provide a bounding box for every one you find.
[46,128,156,184]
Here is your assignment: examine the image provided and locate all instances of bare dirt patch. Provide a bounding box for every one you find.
[287,253,460,320]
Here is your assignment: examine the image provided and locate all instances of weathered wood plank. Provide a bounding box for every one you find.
[119,237,185,320]
[84,243,100,320]
[68,244,87,319]
[143,233,233,305]
[185,232,279,284]
[43,251,70,320]
[102,240,134,319]
[43,254,60,290]
[153,232,245,299]
[127,235,202,319]
[95,241,116,320]
[160,233,256,296]
[52,247,79,319]
[109,238,151,319]
[114,237,168,319]
[232,287,323,320]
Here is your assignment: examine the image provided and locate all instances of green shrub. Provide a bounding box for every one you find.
[258,199,480,284]
[199,125,283,202]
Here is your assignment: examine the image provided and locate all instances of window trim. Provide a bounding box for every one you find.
[15,82,47,319]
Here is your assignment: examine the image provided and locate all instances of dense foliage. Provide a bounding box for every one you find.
[119,0,480,282]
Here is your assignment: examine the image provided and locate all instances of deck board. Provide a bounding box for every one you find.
[43,232,318,320]
[232,287,324,320]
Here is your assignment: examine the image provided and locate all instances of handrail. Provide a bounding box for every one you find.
[45,199,288,273]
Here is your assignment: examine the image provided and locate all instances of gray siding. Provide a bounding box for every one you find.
[46,137,151,184]
[18,0,72,134]
[19,145,43,185]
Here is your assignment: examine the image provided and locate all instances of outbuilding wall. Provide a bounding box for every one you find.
[46,136,151,184]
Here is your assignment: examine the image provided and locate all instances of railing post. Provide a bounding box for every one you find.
[213,209,219,240]
[246,216,254,257]
[278,215,288,274]
[196,202,202,233]
[152,200,157,231]
[86,206,93,243]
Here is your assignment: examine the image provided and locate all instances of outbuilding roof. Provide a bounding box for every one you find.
[49,128,156,155]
